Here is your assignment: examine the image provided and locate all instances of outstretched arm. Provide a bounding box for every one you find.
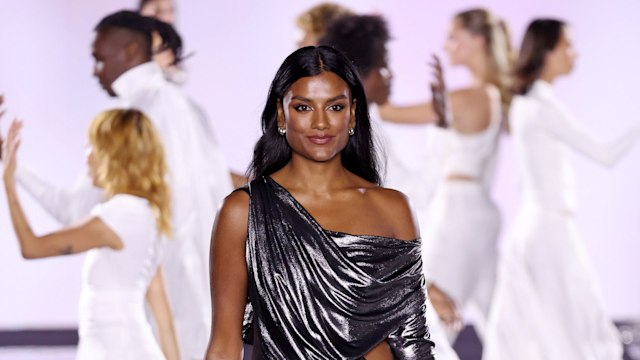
[14,166,103,225]
[205,190,250,360]
[544,106,640,166]
[379,55,450,128]
[3,119,121,259]
[146,267,180,360]
[0,98,102,225]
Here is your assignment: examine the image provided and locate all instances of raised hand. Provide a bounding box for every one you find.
[3,118,23,182]
[429,55,450,128]
[427,283,463,332]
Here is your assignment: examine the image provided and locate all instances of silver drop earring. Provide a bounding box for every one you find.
[278,127,286,135]
[348,128,355,136]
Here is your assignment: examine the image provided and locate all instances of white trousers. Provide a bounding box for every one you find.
[421,180,501,340]
[484,204,623,360]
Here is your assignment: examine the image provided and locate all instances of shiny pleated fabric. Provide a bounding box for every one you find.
[241,177,435,359]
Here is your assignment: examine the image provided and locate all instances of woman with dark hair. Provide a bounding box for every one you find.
[484,19,639,359]
[205,46,435,359]
[378,8,512,342]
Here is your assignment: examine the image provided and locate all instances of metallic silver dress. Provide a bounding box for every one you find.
[241,177,436,359]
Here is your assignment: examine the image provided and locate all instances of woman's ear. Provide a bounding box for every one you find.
[349,99,357,129]
[277,99,285,129]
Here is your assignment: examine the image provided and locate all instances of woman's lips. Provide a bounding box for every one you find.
[307,135,333,145]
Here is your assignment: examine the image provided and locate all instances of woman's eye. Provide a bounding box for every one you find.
[294,104,311,111]
[328,104,344,111]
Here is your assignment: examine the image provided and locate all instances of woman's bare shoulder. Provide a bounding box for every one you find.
[214,190,250,238]
[365,187,418,240]
[450,87,493,133]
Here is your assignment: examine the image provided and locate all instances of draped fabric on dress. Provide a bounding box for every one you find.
[241,177,435,359]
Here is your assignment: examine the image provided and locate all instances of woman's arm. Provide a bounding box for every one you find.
[543,105,640,166]
[0,103,102,226]
[3,119,121,259]
[205,190,250,360]
[146,267,180,360]
[379,55,449,127]
[378,102,439,125]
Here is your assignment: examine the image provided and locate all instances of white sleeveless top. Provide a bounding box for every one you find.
[444,86,502,188]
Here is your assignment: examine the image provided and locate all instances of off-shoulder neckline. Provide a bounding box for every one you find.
[264,176,420,243]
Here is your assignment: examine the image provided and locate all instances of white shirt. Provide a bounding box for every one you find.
[16,61,233,359]
[77,194,165,360]
[510,80,640,212]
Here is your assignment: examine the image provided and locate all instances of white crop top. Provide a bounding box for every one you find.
[444,86,502,188]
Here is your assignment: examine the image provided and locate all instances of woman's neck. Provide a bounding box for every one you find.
[538,69,557,84]
[274,155,352,194]
[467,55,490,86]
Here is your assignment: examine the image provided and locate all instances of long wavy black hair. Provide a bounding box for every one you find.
[248,46,381,185]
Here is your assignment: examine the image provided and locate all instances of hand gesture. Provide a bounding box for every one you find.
[427,282,463,332]
[429,55,450,129]
[3,118,23,182]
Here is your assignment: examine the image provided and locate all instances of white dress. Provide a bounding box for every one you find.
[421,86,502,341]
[16,62,233,359]
[75,194,164,360]
[484,80,640,360]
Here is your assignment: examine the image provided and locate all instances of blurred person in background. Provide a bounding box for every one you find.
[296,2,353,48]
[378,8,513,344]
[1,10,234,359]
[484,18,639,360]
[1,108,179,360]
[148,17,188,85]
[138,0,188,85]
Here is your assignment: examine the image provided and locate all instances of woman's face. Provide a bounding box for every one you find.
[545,26,577,77]
[444,19,484,66]
[278,71,356,163]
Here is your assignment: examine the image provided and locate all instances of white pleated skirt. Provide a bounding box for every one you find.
[483,203,623,360]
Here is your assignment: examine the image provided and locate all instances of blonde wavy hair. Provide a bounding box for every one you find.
[456,8,514,117]
[89,109,171,237]
[296,2,353,39]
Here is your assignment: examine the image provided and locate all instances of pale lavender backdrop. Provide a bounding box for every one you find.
[0,0,638,329]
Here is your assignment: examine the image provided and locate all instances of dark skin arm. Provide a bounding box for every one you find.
[205,190,249,360]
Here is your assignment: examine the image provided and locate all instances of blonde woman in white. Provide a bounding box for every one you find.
[380,8,512,341]
[2,109,179,360]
